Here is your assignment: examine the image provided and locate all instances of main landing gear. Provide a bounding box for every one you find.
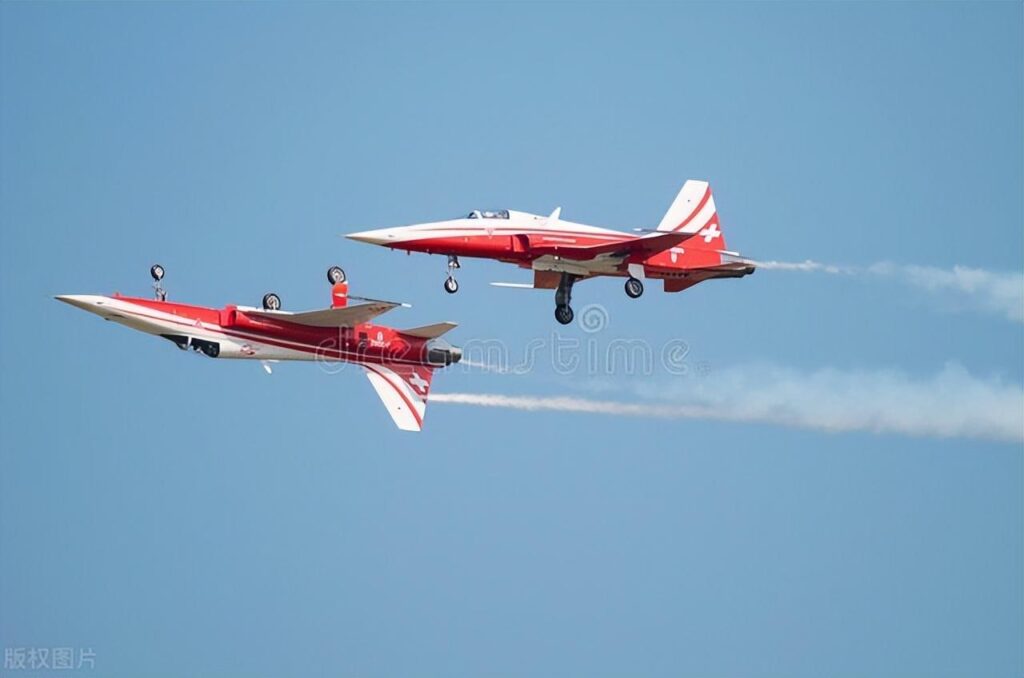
[554,273,580,325]
[150,264,167,301]
[262,292,282,310]
[262,266,345,310]
[625,276,644,299]
[444,255,461,294]
[327,265,346,284]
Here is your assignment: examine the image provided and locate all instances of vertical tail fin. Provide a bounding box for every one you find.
[364,362,434,431]
[655,180,726,250]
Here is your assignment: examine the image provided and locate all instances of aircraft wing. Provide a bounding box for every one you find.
[363,362,434,431]
[244,300,402,327]
[529,230,696,261]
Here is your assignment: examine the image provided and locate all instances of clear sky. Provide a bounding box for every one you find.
[1,2,1021,677]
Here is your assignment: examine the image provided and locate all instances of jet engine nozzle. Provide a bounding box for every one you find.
[425,339,462,366]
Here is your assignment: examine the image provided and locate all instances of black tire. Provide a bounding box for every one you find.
[327,266,346,284]
[150,264,165,281]
[625,277,644,299]
[555,304,574,325]
[443,277,459,294]
[262,292,282,311]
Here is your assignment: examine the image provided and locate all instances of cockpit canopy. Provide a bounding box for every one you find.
[466,209,509,219]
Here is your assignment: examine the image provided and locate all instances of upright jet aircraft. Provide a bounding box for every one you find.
[56,265,461,431]
[348,180,755,324]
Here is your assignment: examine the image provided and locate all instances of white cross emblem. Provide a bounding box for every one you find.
[699,222,721,243]
[408,371,429,394]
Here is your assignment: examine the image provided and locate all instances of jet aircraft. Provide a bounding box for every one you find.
[56,265,461,431]
[348,180,755,324]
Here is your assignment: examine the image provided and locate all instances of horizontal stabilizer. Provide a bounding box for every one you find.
[401,321,458,339]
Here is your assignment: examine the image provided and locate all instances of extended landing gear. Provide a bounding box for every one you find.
[555,304,574,325]
[554,273,580,325]
[262,292,282,310]
[444,255,461,294]
[327,266,346,284]
[150,264,167,301]
[625,276,644,299]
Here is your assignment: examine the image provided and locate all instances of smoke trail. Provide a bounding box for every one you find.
[754,259,852,274]
[459,359,512,374]
[755,260,1023,323]
[869,263,1024,323]
[433,363,1024,443]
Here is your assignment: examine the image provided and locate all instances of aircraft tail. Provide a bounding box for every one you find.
[655,180,727,250]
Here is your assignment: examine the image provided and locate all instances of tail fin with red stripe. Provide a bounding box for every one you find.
[363,362,434,431]
[655,180,727,251]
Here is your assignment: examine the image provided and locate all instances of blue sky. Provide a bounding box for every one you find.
[1,2,1021,676]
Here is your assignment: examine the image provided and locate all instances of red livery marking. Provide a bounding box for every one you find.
[674,186,712,232]
[363,363,424,429]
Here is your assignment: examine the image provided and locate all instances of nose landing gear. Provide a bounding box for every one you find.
[150,264,167,301]
[625,276,644,299]
[444,255,461,294]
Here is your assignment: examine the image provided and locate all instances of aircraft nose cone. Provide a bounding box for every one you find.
[347,229,395,245]
[55,294,94,310]
[54,294,109,316]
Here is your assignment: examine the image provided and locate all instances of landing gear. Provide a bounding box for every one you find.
[625,276,644,299]
[327,266,346,284]
[151,264,167,301]
[262,293,282,311]
[444,255,461,294]
[555,304,574,325]
[554,273,579,325]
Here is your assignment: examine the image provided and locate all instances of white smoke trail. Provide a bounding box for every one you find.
[869,263,1024,323]
[755,260,1024,323]
[459,359,512,374]
[754,259,852,274]
[433,363,1024,443]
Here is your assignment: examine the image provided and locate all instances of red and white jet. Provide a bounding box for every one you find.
[348,180,756,324]
[56,265,461,431]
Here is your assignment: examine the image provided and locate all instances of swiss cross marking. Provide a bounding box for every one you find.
[408,371,429,393]
[699,222,721,243]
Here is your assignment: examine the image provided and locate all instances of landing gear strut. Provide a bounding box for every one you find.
[625,276,644,299]
[444,255,461,294]
[554,273,579,325]
[151,264,167,301]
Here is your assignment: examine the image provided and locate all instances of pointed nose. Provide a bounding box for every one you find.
[54,294,109,316]
[347,228,397,245]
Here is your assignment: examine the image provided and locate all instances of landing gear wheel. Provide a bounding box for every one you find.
[444,276,459,294]
[262,293,281,311]
[150,264,165,281]
[327,266,346,284]
[555,304,574,325]
[625,277,644,298]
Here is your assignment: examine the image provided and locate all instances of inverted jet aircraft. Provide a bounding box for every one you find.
[56,265,461,431]
[348,180,755,324]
